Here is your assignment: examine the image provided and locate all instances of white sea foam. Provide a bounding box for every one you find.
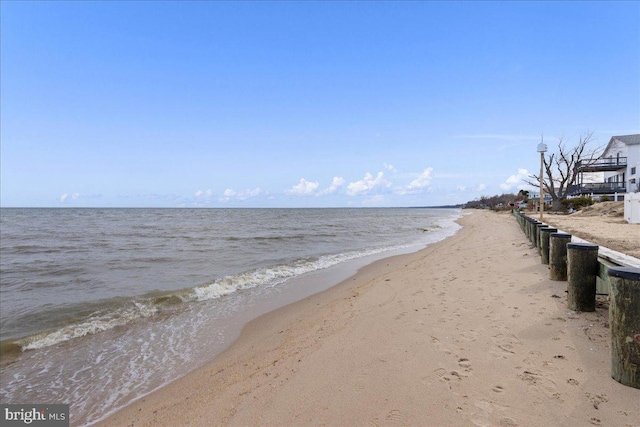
[14,247,400,351]
[191,244,412,302]
[18,302,159,351]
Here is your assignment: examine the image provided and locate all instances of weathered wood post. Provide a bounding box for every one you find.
[535,223,547,254]
[609,267,640,388]
[517,211,524,231]
[567,242,599,312]
[539,227,558,265]
[530,220,541,246]
[608,267,640,389]
[549,233,571,281]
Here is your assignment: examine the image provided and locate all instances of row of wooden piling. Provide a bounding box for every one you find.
[513,210,640,389]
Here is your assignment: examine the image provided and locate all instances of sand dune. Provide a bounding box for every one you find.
[540,202,639,259]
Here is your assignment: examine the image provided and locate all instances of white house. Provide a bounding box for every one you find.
[602,134,640,193]
[572,134,640,199]
[570,134,640,223]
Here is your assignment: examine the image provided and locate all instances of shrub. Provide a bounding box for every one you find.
[561,195,594,212]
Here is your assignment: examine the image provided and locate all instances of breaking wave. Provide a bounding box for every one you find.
[8,243,414,353]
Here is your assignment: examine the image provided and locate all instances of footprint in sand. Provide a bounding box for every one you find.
[424,367,454,387]
[385,409,403,423]
[470,400,512,427]
[585,393,609,410]
[434,367,450,380]
[491,334,521,358]
[429,336,452,355]
[394,311,407,320]
[518,370,561,401]
[458,358,472,368]
[459,330,479,343]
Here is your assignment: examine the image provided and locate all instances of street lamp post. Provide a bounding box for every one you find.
[537,141,548,220]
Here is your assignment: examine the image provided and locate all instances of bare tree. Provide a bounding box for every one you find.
[517,189,530,202]
[527,131,601,211]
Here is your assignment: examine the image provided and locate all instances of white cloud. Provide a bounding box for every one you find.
[457,186,467,192]
[406,168,433,191]
[383,163,398,173]
[500,168,532,190]
[476,184,487,192]
[195,189,213,198]
[219,189,235,203]
[346,172,390,196]
[60,193,80,203]
[219,188,262,203]
[317,176,345,196]
[237,188,262,200]
[286,178,320,196]
[393,168,433,195]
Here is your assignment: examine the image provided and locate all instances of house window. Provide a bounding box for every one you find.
[632,167,637,175]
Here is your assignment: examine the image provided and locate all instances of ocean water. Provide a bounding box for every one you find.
[0,208,462,426]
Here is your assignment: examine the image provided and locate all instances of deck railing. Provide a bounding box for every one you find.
[578,157,627,171]
[569,182,626,195]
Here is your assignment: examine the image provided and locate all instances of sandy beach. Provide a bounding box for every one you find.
[541,202,640,259]
[96,210,640,427]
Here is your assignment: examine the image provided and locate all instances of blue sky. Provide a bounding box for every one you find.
[1,1,639,207]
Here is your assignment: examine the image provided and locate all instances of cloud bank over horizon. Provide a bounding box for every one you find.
[116,165,532,207]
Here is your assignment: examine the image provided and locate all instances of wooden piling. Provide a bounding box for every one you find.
[525,217,532,240]
[539,227,558,265]
[549,233,571,281]
[535,223,547,254]
[567,242,599,312]
[608,267,640,389]
[530,220,541,246]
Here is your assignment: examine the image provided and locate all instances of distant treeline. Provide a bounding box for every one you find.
[463,192,524,210]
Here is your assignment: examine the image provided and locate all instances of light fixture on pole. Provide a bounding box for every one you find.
[537,141,548,220]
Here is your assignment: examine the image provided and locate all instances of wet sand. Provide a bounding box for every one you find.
[96,210,640,427]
